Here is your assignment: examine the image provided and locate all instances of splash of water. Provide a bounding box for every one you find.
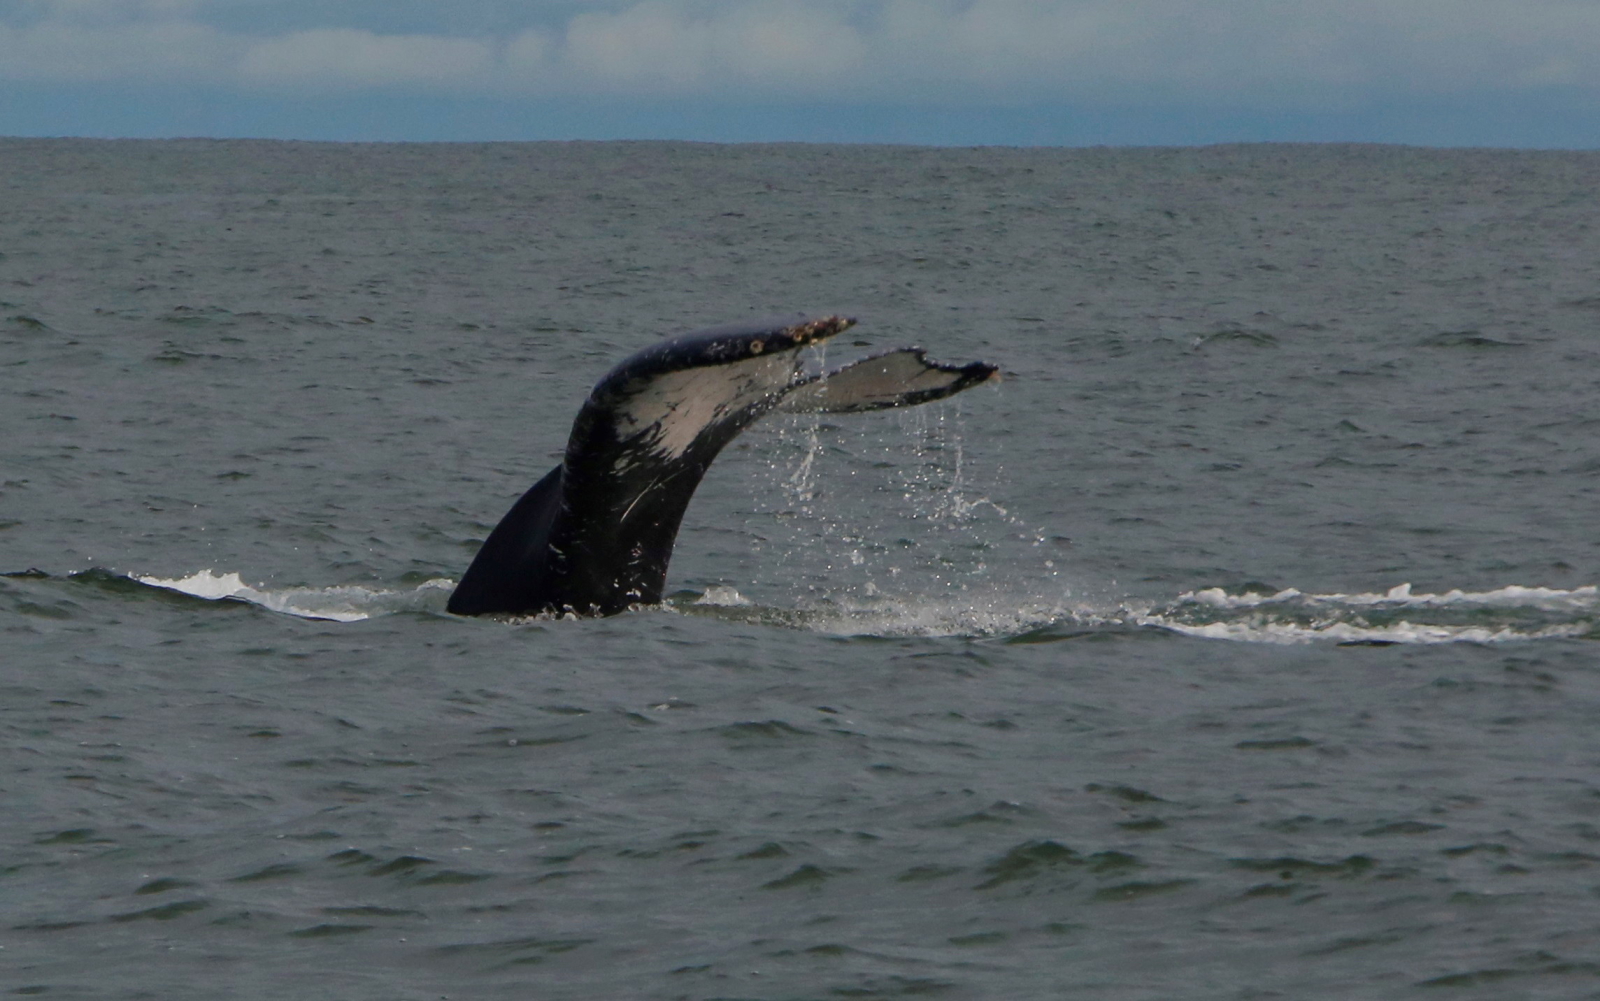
[135,569,453,622]
[120,568,1597,645]
[1133,583,1598,645]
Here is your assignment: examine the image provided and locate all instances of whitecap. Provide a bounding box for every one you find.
[1177,583,1599,611]
[1142,581,1598,645]
[135,569,453,622]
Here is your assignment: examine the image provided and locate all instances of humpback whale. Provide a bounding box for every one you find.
[447,315,997,617]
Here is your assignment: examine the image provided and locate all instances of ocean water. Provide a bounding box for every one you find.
[3,138,1600,999]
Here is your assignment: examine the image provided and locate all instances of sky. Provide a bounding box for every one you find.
[2,0,1598,147]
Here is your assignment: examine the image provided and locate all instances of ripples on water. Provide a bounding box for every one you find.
[5,139,1600,999]
[118,569,1600,647]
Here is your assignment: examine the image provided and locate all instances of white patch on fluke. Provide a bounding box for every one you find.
[779,349,987,414]
[613,351,797,459]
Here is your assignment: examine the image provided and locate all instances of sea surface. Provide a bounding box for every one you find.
[3,138,1600,999]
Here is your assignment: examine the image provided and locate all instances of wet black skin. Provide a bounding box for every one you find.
[447,315,996,617]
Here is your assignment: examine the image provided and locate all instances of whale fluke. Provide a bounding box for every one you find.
[447,315,997,617]
[779,347,999,414]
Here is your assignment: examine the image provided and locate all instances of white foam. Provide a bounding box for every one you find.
[788,594,1069,639]
[694,584,753,607]
[131,569,1596,645]
[1137,581,1598,645]
[1181,583,1599,611]
[778,581,1596,643]
[136,569,453,622]
[1140,616,1591,646]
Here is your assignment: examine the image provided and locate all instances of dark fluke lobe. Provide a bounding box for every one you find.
[447,314,998,617]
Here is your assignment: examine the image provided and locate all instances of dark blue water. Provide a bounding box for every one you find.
[4,138,1600,999]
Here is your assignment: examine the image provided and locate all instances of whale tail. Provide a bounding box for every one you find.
[779,348,1000,415]
[447,315,998,618]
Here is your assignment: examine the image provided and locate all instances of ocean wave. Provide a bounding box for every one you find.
[1136,583,1598,645]
[112,569,1600,644]
[1179,582,1599,611]
[134,569,453,622]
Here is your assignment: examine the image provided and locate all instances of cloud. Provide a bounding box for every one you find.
[1,0,1598,104]
[563,1,867,94]
[238,28,499,89]
[502,28,554,82]
[867,1,1600,100]
[16,0,206,22]
[0,16,236,81]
